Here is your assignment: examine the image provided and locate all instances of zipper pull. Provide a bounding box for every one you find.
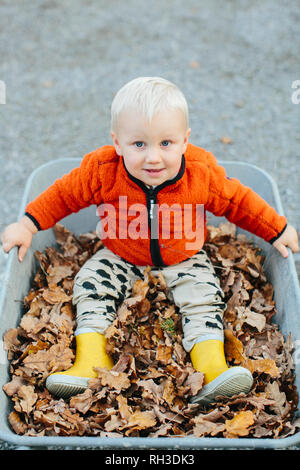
[148,187,156,220]
[149,199,154,219]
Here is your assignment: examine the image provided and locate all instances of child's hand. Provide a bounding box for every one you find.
[1,216,38,262]
[272,224,299,258]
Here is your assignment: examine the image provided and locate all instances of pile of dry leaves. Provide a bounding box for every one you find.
[3,223,300,439]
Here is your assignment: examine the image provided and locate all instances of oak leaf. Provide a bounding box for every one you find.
[16,384,38,414]
[243,358,280,378]
[137,379,164,404]
[224,329,244,364]
[123,410,156,434]
[162,377,176,405]
[69,389,95,414]
[104,414,123,432]
[8,411,27,435]
[225,410,255,438]
[46,264,73,285]
[42,287,72,305]
[131,279,149,300]
[183,372,204,396]
[94,368,131,391]
[265,381,289,417]
[242,309,266,332]
[156,344,172,364]
[193,417,226,437]
[117,395,132,421]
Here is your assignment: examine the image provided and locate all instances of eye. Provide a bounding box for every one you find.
[134,141,144,148]
[161,140,171,147]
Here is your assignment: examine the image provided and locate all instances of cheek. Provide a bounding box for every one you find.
[166,155,182,172]
[123,153,143,172]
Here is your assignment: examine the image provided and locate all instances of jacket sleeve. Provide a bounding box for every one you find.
[205,152,287,243]
[25,150,102,230]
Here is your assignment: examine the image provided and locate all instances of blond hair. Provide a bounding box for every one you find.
[111,76,189,132]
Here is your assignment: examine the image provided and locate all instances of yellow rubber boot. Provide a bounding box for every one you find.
[190,339,253,405]
[190,340,229,384]
[46,332,114,399]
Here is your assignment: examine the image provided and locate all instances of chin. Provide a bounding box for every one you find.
[145,176,167,186]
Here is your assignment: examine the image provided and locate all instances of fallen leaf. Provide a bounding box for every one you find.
[156,344,172,364]
[46,264,74,285]
[117,395,132,421]
[8,411,27,435]
[17,384,38,414]
[225,410,255,438]
[42,287,72,305]
[220,136,233,144]
[94,368,131,391]
[69,389,95,414]
[243,358,280,378]
[224,329,244,364]
[123,410,156,434]
[193,416,226,437]
[242,309,266,332]
[162,377,176,405]
[105,413,123,432]
[184,372,204,396]
[265,381,289,417]
[3,376,26,397]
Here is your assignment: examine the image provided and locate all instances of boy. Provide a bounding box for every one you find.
[1,77,299,405]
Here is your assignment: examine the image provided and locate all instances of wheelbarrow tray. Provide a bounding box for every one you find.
[1,158,300,449]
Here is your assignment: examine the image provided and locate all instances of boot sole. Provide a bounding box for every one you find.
[190,367,253,405]
[46,375,91,399]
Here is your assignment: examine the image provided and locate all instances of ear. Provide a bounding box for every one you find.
[183,127,191,153]
[111,130,122,156]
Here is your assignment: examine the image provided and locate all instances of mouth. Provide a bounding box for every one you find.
[144,168,165,175]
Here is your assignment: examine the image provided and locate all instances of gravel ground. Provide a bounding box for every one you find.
[0,0,299,450]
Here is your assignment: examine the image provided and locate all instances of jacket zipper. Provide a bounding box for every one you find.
[149,197,154,220]
[147,188,166,267]
[122,154,186,267]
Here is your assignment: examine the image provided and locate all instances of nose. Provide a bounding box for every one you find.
[145,146,162,164]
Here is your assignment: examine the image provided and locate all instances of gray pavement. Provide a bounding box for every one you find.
[0,0,299,450]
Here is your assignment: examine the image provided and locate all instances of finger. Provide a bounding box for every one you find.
[275,243,289,258]
[2,241,13,253]
[18,245,28,262]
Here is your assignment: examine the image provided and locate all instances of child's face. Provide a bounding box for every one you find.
[111,108,191,186]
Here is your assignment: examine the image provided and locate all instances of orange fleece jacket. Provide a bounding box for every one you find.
[25,143,287,267]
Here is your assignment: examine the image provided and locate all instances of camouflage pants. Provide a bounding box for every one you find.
[72,245,226,352]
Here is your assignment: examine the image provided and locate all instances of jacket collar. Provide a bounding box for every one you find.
[122,154,186,193]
